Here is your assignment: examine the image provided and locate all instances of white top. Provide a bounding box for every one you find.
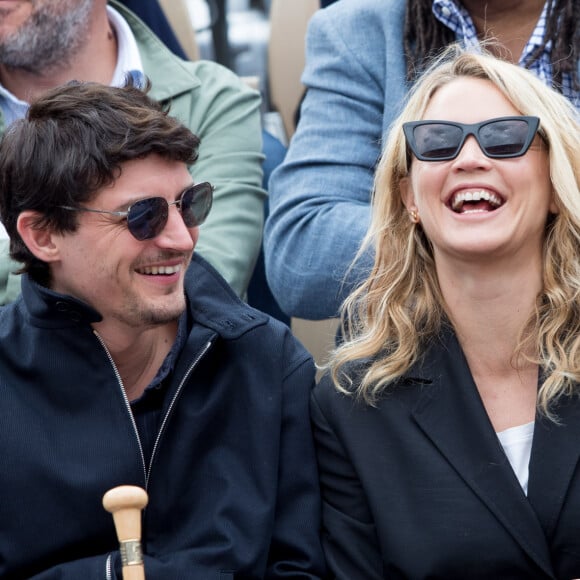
[496,421,535,495]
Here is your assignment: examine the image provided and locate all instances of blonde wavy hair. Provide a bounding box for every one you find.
[328,49,580,417]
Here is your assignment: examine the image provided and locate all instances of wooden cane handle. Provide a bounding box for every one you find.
[103,486,148,580]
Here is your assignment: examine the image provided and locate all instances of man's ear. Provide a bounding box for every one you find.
[16,211,61,263]
[399,176,417,213]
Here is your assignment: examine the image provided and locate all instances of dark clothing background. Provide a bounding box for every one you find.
[115,0,187,57]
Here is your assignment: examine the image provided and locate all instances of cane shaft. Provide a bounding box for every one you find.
[118,564,145,580]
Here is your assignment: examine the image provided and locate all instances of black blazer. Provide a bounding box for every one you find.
[312,331,580,579]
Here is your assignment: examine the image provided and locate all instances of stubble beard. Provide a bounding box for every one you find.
[0,0,94,74]
[119,252,191,327]
[124,291,188,328]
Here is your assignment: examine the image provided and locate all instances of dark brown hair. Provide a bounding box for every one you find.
[0,76,200,281]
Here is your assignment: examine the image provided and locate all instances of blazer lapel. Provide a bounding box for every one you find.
[528,394,580,539]
[409,331,554,578]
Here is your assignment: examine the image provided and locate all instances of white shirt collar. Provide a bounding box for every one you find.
[107,4,144,87]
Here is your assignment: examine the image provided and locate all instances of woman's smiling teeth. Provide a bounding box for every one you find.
[450,190,503,213]
[137,265,182,275]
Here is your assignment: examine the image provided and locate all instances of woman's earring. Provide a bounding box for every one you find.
[409,209,420,224]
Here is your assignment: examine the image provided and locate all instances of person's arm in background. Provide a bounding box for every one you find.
[175,61,266,297]
[0,240,21,305]
[264,0,407,320]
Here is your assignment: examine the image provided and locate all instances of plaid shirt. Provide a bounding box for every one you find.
[432,0,579,110]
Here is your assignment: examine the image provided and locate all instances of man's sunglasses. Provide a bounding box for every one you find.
[60,181,213,241]
[403,116,541,162]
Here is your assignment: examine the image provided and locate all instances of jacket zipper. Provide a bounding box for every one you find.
[94,330,148,483]
[146,340,213,486]
[105,554,112,580]
[96,333,213,579]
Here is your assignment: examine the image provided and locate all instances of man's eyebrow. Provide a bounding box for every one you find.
[177,183,195,197]
[105,198,139,213]
[98,196,147,213]
[108,182,196,211]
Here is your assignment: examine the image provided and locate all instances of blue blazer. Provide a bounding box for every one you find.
[312,330,580,578]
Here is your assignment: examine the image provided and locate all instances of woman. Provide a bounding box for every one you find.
[312,50,580,579]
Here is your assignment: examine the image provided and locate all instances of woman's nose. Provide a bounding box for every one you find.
[451,135,493,170]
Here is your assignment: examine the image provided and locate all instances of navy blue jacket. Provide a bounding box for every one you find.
[0,255,326,579]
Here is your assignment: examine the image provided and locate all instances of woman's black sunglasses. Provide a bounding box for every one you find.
[403,116,541,162]
[60,181,214,241]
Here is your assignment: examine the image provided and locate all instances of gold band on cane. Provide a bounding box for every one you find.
[119,539,143,566]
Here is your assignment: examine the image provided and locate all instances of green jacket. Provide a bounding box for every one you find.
[0,0,266,303]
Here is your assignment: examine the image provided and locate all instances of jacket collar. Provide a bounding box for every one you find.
[108,0,201,102]
[21,276,102,328]
[183,254,269,340]
[20,254,269,338]
[405,329,556,577]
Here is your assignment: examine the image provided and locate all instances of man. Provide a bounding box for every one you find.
[0,0,265,303]
[264,0,580,320]
[0,80,325,578]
